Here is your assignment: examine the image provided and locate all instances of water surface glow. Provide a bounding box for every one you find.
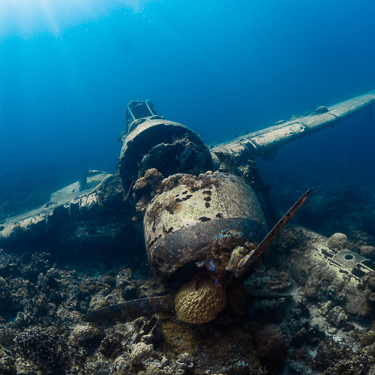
[1,0,375,198]
[0,0,153,37]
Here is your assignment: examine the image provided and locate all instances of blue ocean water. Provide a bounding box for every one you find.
[1,0,375,216]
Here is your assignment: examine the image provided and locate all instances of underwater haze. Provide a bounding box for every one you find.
[3,3,375,374]
[1,0,375,222]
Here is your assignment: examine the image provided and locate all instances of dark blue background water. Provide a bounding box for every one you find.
[1,0,375,211]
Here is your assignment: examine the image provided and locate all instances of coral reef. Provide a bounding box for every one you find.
[2,172,375,374]
[14,325,72,374]
[69,324,105,347]
[129,342,156,365]
[2,222,375,374]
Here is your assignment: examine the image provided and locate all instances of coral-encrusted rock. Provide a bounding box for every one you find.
[361,271,375,291]
[0,346,15,374]
[69,324,105,347]
[361,330,375,346]
[360,246,375,260]
[133,177,149,191]
[15,325,71,374]
[99,332,125,358]
[0,277,11,315]
[303,264,336,299]
[144,168,163,187]
[116,268,137,300]
[313,337,375,374]
[175,353,194,370]
[364,342,375,357]
[129,342,155,365]
[351,230,375,251]
[327,306,348,327]
[102,275,116,287]
[255,324,290,362]
[327,233,349,250]
[138,279,166,299]
[137,353,194,375]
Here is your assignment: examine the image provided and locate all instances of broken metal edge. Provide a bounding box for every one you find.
[82,295,175,323]
[240,188,313,267]
[211,90,375,168]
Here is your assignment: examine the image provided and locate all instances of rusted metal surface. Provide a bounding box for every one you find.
[0,171,114,242]
[82,295,174,323]
[148,217,267,278]
[119,119,213,194]
[239,188,313,269]
[144,172,268,279]
[211,90,375,168]
[239,189,312,267]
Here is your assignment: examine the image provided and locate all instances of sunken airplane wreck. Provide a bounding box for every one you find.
[1,92,375,325]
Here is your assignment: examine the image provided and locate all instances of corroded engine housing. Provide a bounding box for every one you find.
[144,171,268,279]
[119,118,213,195]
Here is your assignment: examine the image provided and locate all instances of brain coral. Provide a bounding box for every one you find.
[174,279,227,324]
[327,233,349,250]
